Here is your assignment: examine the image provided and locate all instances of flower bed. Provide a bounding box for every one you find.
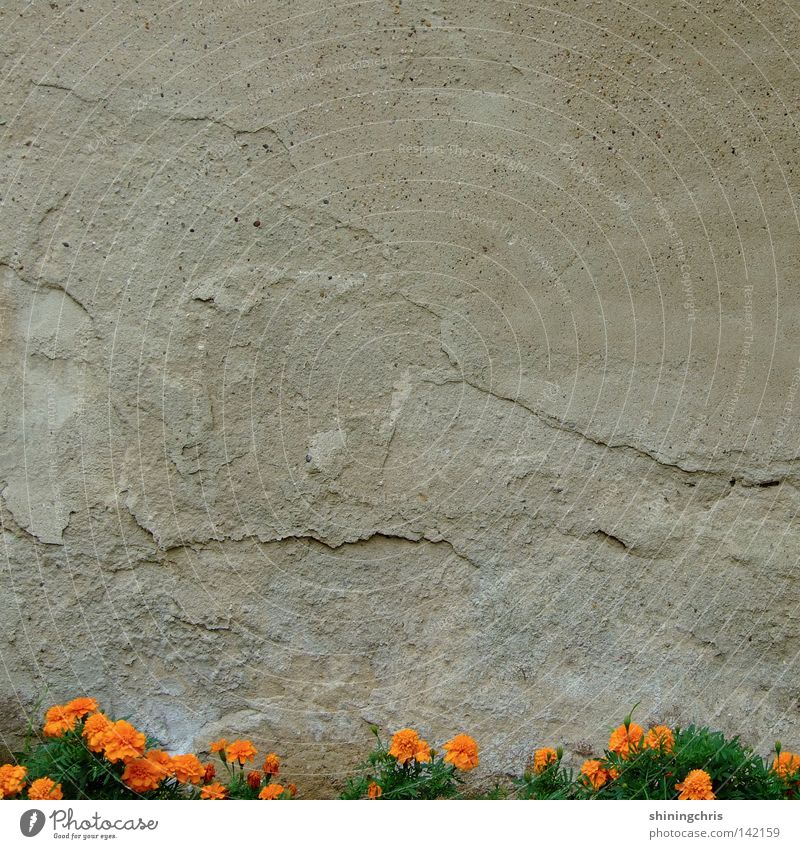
[2,698,292,800]
[1,699,797,800]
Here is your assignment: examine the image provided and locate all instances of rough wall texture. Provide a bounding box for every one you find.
[1,0,799,793]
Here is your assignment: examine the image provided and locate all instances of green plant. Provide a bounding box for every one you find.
[205,744,293,800]
[19,724,181,800]
[340,727,477,799]
[4,697,798,801]
[515,747,574,799]
[575,723,786,800]
[1,696,296,800]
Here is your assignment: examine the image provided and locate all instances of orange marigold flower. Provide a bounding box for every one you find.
[287,783,298,797]
[608,722,644,759]
[643,725,675,754]
[675,769,715,800]
[83,713,112,752]
[63,697,99,720]
[443,734,479,771]
[28,776,63,800]
[172,753,205,785]
[580,759,615,790]
[209,738,228,753]
[102,720,146,763]
[226,739,258,765]
[258,783,284,800]
[145,750,174,779]
[203,762,216,784]
[0,764,28,798]
[414,740,432,763]
[262,752,280,776]
[247,770,263,791]
[200,782,228,799]
[533,747,558,774]
[43,704,77,738]
[773,752,800,779]
[82,712,112,752]
[121,757,163,793]
[388,728,432,765]
[367,781,382,799]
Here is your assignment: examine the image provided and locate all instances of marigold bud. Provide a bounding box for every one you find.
[262,753,280,776]
[623,701,641,731]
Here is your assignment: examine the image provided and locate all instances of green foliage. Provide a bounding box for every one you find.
[476,784,511,799]
[19,726,183,800]
[6,699,797,801]
[340,728,463,800]
[214,761,292,800]
[515,755,575,800]
[577,725,786,800]
[671,726,783,801]
[224,772,258,800]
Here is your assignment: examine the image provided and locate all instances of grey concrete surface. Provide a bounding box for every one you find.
[1,1,799,793]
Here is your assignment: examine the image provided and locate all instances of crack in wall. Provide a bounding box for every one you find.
[1,261,93,319]
[421,371,798,487]
[117,502,481,569]
[393,292,798,485]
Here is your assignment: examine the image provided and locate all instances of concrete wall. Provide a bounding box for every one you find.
[1,1,799,793]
